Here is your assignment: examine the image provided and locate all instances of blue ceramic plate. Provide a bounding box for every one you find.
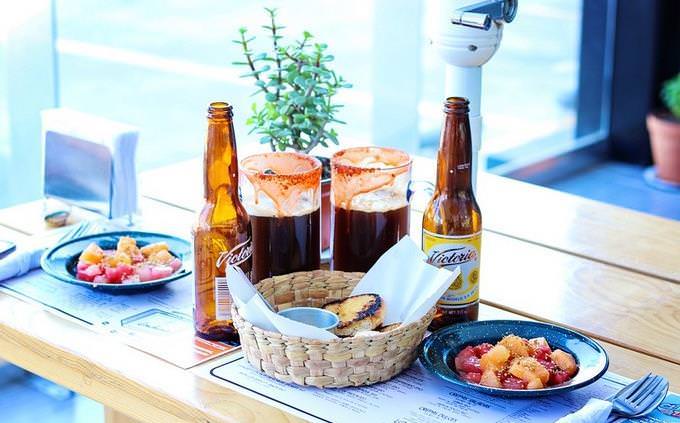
[420,320,609,397]
[41,231,192,293]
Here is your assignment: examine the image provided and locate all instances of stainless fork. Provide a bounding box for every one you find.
[614,374,668,413]
[54,220,107,245]
[55,221,92,244]
[606,374,670,421]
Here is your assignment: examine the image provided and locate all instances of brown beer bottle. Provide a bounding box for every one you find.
[193,102,252,342]
[422,97,482,331]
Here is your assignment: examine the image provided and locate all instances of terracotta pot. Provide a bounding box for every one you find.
[321,178,331,250]
[313,155,332,251]
[647,112,680,183]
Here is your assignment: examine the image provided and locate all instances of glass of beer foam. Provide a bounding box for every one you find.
[330,146,413,272]
[240,152,322,283]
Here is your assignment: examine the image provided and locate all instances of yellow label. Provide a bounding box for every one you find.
[422,229,481,308]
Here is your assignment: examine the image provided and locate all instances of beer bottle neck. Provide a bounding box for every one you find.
[436,98,473,194]
[204,103,239,203]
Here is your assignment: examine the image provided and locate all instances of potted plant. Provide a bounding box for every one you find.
[647,72,680,184]
[233,8,352,250]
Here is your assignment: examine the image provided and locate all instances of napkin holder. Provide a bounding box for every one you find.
[42,108,139,219]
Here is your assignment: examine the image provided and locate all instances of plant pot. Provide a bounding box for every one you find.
[315,156,332,251]
[647,112,680,184]
[321,178,331,250]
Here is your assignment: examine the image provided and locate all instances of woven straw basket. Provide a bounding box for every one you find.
[231,269,435,388]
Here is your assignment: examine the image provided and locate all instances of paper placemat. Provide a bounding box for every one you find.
[1,270,237,368]
[201,354,680,423]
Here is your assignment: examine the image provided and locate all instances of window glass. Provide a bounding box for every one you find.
[56,0,374,170]
[0,0,586,208]
[419,0,583,167]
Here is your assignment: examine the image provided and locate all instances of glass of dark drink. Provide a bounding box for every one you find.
[240,152,321,283]
[330,146,412,272]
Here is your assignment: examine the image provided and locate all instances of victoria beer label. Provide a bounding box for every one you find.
[423,230,481,307]
[213,239,252,320]
[193,102,252,342]
[422,97,482,330]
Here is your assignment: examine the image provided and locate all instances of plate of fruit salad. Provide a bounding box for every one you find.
[41,231,192,292]
[419,320,608,397]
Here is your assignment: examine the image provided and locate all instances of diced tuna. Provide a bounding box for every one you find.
[137,266,153,282]
[104,264,134,283]
[76,264,103,282]
[168,258,182,272]
[455,354,481,373]
[501,375,527,389]
[474,343,493,357]
[92,275,109,284]
[549,369,572,386]
[150,265,174,280]
[460,372,482,384]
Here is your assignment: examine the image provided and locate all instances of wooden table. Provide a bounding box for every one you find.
[0,158,678,423]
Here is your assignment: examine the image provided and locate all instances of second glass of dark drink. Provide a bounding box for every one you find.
[330,146,412,272]
[240,152,321,283]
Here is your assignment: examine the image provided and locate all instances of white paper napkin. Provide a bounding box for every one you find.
[352,236,460,325]
[556,398,613,423]
[0,242,44,282]
[227,236,460,340]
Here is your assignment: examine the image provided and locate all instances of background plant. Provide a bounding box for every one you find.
[661,73,680,119]
[233,8,351,153]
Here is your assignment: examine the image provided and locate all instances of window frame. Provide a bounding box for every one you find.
[5,0,669,204]
[488,0,617,183]
[494,0,677,184]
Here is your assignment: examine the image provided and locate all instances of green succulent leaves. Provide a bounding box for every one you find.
[233,8,351,153]
[662,73,680,119]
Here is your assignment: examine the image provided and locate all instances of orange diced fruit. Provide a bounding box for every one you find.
[534,361,550,384]
[148,249,174,265]
[140,242,169,257]
[551,349,577,376]
[479,369,501,388]
[104,251,132,267]
[526,378,544,390]
[103,255,116,267]
[117,236,136,249]
[117,236,140,256]
[509,357,549,389]
[480,344,510,371]
[79,243,104,264]
[117,251,132,265]
[500,334,530,357]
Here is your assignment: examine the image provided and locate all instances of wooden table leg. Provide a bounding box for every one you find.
[105,407,141,423]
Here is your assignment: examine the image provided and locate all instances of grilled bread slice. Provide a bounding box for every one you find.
[378,322,402,333]
[323,294,384,337]
[322,301,341,315]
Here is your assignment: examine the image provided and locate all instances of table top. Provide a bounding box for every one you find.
[0,158,678,423]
